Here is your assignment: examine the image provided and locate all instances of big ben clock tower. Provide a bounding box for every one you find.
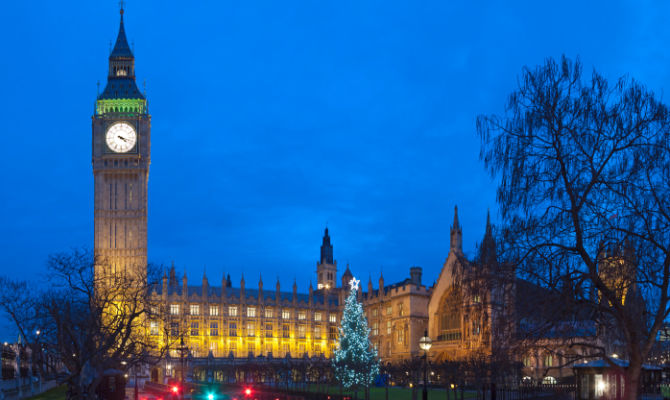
[93,6,150,281]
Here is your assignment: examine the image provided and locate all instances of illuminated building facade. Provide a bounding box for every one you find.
[90,8,606,385]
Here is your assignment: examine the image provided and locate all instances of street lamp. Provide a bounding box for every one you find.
[418,330,432,400]
[177,336,188,390]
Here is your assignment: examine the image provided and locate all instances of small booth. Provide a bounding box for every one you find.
[573,358,661,400]
[96,369,127,400]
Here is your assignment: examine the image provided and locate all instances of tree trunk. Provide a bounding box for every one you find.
[623,357,642,400]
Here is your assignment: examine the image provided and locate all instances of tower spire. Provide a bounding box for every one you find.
[450,205,463,252]
[98,6,144,101]
[480,209,497,266]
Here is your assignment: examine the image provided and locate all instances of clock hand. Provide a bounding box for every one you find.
[117,135,128,142]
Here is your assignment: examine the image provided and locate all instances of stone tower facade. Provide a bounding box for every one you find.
[316,228,337,290]
[93,7,150,282]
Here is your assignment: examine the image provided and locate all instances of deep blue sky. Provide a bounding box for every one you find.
[1,1,669,330]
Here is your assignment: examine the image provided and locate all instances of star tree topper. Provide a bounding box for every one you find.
[349,277,360,291]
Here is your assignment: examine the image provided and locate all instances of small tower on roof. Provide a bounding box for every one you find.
[450,205,463,253]
[479,210,497,267]
[316,227,337,290]
[341,263,353,289]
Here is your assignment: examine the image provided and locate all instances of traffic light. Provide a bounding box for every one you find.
[244,388,252,397]
[171,385,180,394]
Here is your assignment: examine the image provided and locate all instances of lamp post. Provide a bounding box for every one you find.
[178,336,188,392]
[35,330,42,393]
[418,330,432,400]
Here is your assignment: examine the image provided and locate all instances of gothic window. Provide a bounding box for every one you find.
[190,305,199,315]
[298,311,306,320]
[371,322,379,336]
[398,303,404,316]
[298,325,306,339]
[229,323,237,337]
[282,309,290,319]
[438,289,462,341]
[210,322,218,336]
[210,305,219,316]
[329,326,337,340]
[247,322,255,337]
[386,321,392,335]
[190,322,199,336]
[329,314,336,323]
[228,306,238,317]
[282,324,290,338]
[265,308,273,318]
[265,324,273,338]
[386,305,392,315]
[314,325,321,338]
[247,307,256,317]
[170,304,180,315]
[314,312,322,321]
[170,322,179,337]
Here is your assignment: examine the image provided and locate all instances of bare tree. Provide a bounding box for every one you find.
[0,248,175,400]
[477,55,670,400]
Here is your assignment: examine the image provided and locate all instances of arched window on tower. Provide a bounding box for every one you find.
[437,288,462,342]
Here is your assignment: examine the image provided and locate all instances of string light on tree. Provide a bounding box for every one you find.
[332,276,379,389]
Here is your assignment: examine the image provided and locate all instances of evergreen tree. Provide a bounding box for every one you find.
[332,278,379,389]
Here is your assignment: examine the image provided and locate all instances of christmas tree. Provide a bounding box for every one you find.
[332,277,379,389]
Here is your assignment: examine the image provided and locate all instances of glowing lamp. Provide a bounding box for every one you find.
[207,394,214,400]
[171,386,179,393]
[244,388,252,396]
[419,332,432,351]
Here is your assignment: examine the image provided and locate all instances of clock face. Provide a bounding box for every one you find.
[106,122,137,153]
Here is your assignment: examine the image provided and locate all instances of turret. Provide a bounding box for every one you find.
[317,227,337,290]
[258,275,264,303]
[276,277,281,306]
[341,264,353,289]
[450,205,463,252]
[240,274,245,303]
[368,276,374,298]
[479,210,497,267]
[162,269,168,300]
[202,269,209,300]
[379,272,385,298]
[292,279,298,304]
[169,262,177,287]
[410,266,422,286]
[221,273,227,300]
[182,271,188,299]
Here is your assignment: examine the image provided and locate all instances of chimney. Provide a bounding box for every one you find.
[410,266,422,286]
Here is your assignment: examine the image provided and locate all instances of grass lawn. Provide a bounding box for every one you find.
[26,385,67,400]
[304,385,475,400]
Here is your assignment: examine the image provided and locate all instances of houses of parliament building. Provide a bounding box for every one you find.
[94,7,595,384]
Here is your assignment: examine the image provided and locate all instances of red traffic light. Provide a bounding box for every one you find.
[171,386,179,393]
[244,388,252,396]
